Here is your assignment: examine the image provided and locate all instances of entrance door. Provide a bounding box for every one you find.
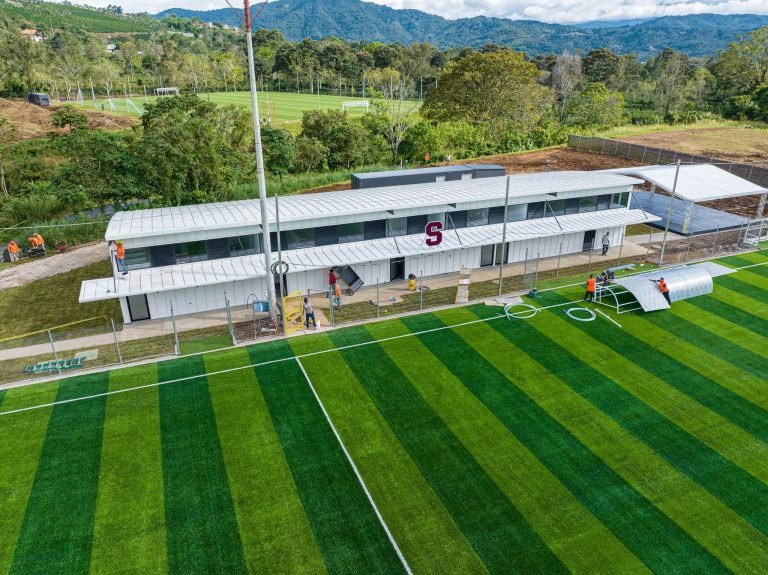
[480,244,494,267]
[582,230,596,251]
[390,257,405,281]
[126,294,150,321]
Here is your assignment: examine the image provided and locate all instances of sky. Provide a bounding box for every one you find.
[54,0,768,24]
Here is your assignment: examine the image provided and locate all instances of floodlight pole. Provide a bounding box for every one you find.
[658,160,680,268]
[244,0,277,322]
[498,176,510,296]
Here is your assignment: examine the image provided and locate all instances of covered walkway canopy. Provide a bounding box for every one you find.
[604,164,767,235]
[604,164,766,202]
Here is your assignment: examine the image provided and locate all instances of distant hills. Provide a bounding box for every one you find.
[0,0,161,33]
[155,0,768,57]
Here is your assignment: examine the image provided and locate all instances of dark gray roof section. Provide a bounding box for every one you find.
[353,164,503,180]
[631,192,750,235]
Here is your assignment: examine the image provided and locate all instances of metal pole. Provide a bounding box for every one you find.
[274,195,287,336]
[419,272,423,311]
[498,176,511,296]
[712,226,720,253]
[225,292,236,346]
[48,329,61,375]
[244,0,277,323]
[111,319,123,365]
[328,288,334,327]
[376,277,380,319]
[556,241,563,279]
[685,235,692,262]
[658,160,681,267]
[170,302,180,355]
[617,241,623,267]
[587,249,593,273]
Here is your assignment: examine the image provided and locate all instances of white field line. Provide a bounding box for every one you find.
[295,357,413,575]
[595,308,622,328]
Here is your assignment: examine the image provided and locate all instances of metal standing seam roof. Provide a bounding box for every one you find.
[602,164,767,202]
[82,207,659,303]
[105,171,642,241]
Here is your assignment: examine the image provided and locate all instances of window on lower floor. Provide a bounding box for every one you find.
[174,241,208,263]
[229,235,260,256]
[338,222,364,243]
[286,228,316,249]
[124,248,150,270]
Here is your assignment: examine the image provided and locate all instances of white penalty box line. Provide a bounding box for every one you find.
[295,357,413,575]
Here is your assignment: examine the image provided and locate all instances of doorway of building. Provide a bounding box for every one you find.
[582,230,596,251]
[481,243,509,267]
[127,294,150,321]
[390,257,405,281]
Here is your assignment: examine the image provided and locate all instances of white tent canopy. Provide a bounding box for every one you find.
[603,164,766,202]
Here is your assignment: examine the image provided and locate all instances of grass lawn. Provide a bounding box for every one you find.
[74,91,410,128]
[0,260,121,340]
[0,250,766,573]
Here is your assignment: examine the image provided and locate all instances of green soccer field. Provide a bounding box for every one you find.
[1,249,767,574]
[75,91,395,126]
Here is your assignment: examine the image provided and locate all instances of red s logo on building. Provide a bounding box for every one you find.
[425,221,443,246]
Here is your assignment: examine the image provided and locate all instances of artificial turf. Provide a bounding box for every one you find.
[0,253,766,574]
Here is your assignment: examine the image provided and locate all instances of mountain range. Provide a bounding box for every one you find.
[154,0,768,57]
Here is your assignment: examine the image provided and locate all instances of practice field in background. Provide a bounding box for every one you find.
[73,91,408,125]
[0,249,767,574]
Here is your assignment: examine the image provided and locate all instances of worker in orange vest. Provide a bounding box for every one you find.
[34,233,44,249]
[652,277,671,305]
[7,240,19,262]
[584,274,596,302]
[114,240,128,276]
[27,235,40,249]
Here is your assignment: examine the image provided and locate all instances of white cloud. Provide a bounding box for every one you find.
[45,0,768,23]
[366,0,768,23]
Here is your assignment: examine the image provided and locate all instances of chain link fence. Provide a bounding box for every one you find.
[568,135,768,188]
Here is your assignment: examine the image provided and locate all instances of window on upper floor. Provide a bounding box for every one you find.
[387,218,408,237]
[427,212,445,225]
[579,195,598,213]
[526,202,545,219]
[174,241,207,263]
[338,222,364,243]
[124,248,151,270]
[611,192,630,207]
[547,199,566,216]
[229,235,260,256]
[467,208,489,227]
[287,228,316,249]
[507,204,527,222]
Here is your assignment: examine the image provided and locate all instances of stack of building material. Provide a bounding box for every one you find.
[455,267,472,304]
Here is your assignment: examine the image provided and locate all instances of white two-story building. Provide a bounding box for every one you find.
[79,170,657,323]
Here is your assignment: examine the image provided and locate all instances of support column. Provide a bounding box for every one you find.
[681,200,694,235]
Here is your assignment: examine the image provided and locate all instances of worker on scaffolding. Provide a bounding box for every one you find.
[584,274,596,302]
[651,277,671,305]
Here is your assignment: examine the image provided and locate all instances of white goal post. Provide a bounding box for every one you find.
[341,100,370,113]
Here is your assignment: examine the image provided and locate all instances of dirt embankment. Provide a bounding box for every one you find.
[301,148,642,194]
[619,128,768,165]
[0,98,138,140]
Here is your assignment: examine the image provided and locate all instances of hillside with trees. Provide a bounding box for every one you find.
[0,6,767,247]
[156,0,768,57]
[0,0,163,33]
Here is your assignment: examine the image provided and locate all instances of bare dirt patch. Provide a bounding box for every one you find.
[619,128,768,165]
[0,98,138,140]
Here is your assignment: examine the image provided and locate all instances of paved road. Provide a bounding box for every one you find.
[0,242,107,292]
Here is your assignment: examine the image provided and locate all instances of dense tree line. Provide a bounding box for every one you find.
[1,15,767,229]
